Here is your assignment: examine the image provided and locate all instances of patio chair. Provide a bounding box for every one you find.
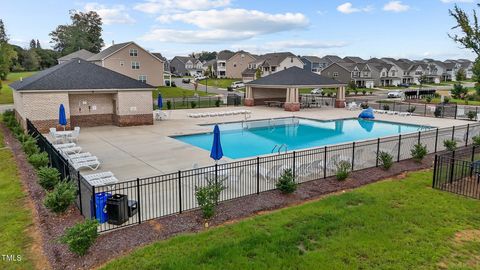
[54,143,76,149]
[217,112,226,116]
[224,111,234,116]
[67,127,80,143]
[82,171,114,181]
[88,176,118,187]
[60,146,82,154]
[72,159,100,170]
[65,152,92,160]
[70,156,98,164]
[208,112,218,117]
[49,128,63,143]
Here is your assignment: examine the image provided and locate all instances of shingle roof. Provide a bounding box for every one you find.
[334,62,357,72]
[173,56,199,64]
[344,56,366,63]
[217,50,235,60]
[246,66,345,86]
[257,52,297,66]
[152,52,167,62]
[87,42,132,61]
[58,49,95,62]
[323,55,343,63]
[301,56,322,63]
[10,58,155,91]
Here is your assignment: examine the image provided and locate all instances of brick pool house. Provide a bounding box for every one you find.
[244,66,347,111]
[11,58,156,132]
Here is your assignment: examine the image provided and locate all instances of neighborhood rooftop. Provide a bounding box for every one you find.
[246,66,345,86]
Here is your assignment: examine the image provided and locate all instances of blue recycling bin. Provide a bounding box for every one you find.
[91,192,112,223]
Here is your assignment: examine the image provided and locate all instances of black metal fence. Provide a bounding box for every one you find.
[26,118,480,232]
[158,95,243,110]
[433,146,480,199]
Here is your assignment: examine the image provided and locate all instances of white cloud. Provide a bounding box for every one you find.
[266,40,349,50]
[134,0,231,14]
[383,1,410,12]
[143,9,309,43]
[337,2,373,14]
[440,0,473,3]
[84,3,135,25]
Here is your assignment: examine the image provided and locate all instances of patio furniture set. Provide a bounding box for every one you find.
[188,109,252,118]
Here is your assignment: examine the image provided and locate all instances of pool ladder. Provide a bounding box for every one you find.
[271,144,288,154]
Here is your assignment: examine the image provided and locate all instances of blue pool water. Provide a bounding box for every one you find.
[174,118,431,159]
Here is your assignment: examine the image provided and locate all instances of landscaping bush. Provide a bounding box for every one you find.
[426,96,432,103]
[382,104,390,110]
[60,219,99,256]
[335,160,351,181]
[443,139,457,152]
[377,151,393,170]
[362,89,367,95]
[37,166,60,190]
[166,100,172,110]
[411,143,428,162]
[472,135,480,147]
[44,181,77,213]
[451,84,468,99]
[276,169,296,194]
[327,92,332,97]
[21,136,39,156]
[348,81,356,90]
[195,177,225,219]
[443,97,450,104]
[354,89,359,95]
[346,90,350,96]
[467,111,476,121]
[369,91,373,95]
[406,106,416,113]
[28,152,49,169]
[190,101,197,109]
[215,99,221,107]
[434,106,443,117]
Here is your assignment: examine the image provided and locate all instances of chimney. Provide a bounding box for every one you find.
[112,40,115,46]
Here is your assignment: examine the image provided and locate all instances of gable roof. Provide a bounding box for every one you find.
[301,56,322,63]
[217,50,235,61]
[344,56,366,63]
[10,58,155,91]
[152,52,167,62]
[88,41,164,63]
[173,56,201,65]
[256,52,298,66]
[58,49,95,62]
[322,55,343,63]
[246,66,345,87]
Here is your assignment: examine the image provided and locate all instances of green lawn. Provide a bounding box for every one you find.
[0,72,37,104]
[432,98,480,106]
[198,78,238,89]
[102,170,480,269]
[153,86,215,99]
[0,119,35,269]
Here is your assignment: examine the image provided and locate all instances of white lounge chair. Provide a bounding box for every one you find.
[82,171,114,181]
[70,156,98,163]
[72,159,100,170]
[60,146,82,154]
[88,176,118,187]
[49,128,63,143]
[208,112,218,117]
[54,143,76,149]
[66,127,80,143]
[64,152,92,160]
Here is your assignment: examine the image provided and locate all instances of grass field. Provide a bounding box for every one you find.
[102,170,480,269]
[153,86,215,99]
[198,78,238,89]
[0,72,37,104]
[0,118,35,270]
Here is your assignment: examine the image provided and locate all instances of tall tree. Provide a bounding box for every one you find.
[0,19,7,43]
[36,39,41,49]
[29,39,36,49]
[22,49,40,71]
[449,4,480,56]
[50,10,104,55]
[0,19,16,80]
[456,68,467,81]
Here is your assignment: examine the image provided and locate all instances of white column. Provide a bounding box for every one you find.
[294,88,299,103]
[286,88,291,102]
[246,86,253,99]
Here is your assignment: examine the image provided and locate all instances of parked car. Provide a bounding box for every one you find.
[310,88,323,94]
[194,75,207,81]
[387,91,402,98]
[231,81,245,89]
[398,83,410,88]
[165,80,176,87]
[182,78,191,83]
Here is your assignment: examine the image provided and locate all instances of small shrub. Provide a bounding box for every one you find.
[406,106,416,113]
[215,99,221,107]
[362,89,367,95]
[467,111,476,121]
[434,106,443,117]
[473,135,480,147]
[354,89,359,95]
[59,219,99,256]
[21,136,39,156]
[28,152,49,169]
[37,166,60,190]
[443,97,450,104]
[377,151,393,170]
[195,177,225,219]
[335,160,351,181]
[11,125,24,137]
[44,181,77,213]
[166,100,172,110]
[426,96,432,103]
[411,143,428,162]
[327,92,332,97]
[348,81,357,90]
[369,91,373,95]
[382,104,390,110]
[443,139,457,152]
[276,169,297,194]
[190,101,197,108]
[346,90,350,96]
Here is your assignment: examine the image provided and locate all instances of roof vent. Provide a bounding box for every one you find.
[78,59,81,64]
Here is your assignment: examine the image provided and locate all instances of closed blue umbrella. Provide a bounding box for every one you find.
[210,124,223,163]
[157,94,163,109]
[59,104,67,130]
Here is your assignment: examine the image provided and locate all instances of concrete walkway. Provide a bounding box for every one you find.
[0,104,13,113]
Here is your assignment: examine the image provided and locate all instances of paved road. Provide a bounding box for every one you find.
[172,78,244,97]
[0,104,13,113]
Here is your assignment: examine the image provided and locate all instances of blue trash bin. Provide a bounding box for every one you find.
[91,192,112,223]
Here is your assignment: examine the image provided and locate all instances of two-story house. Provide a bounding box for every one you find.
[301,56,322,74]
[216,50,235,78]
[169,56,203,76]
[322,62,357,86]
[224,50,256,79]
[242,52,303,82]
[457,59,474,79]
[87,41,165,86]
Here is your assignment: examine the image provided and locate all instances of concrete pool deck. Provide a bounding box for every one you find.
[71,106,470,181]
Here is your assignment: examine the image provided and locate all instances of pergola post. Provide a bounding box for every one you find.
[284,87,300,112]
[335,86,346,108]
[244,85,254,106]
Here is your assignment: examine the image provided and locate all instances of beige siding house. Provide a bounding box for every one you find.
[225,51,257,79]
[88,42,165,87]
[11,59,156,132]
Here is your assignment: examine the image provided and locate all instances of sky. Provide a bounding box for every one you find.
[0,0,478,60]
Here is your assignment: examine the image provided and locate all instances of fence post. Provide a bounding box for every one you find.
[292,151,296,180]
[470,146,476,178]
[434,128,439,153]
[454,104,458,119]
[449,150,456,183]
[397,134,401,162]
[476,107,478,121]
[77,171,83,216]
[417,131,421,145]
[432,155,438,188]
[92,185,96,220]
[376,138,380,167]
[451,126,455,141]
[466,124,470,147]
[351,142,355,171]
[323,146,327,178]
[136,178,141,224]
[424,103,427,116]
[178,170,182,214]
[256,157,260,194]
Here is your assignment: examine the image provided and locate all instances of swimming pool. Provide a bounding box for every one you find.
[173,118,431,159]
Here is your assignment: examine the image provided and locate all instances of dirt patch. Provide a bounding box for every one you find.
[454,229,480,243]
[1,123,439,270]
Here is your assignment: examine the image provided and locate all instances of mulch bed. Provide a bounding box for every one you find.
[2,123,436,270]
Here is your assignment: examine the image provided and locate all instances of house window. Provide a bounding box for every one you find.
[333,72,339,77]
[382,72,386,77]
[272,67,276,72]
[290,57,293,63]
[130,49,138,56]
[120,61,124,67]
[131,61,140,69]
[138,75,147,83]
